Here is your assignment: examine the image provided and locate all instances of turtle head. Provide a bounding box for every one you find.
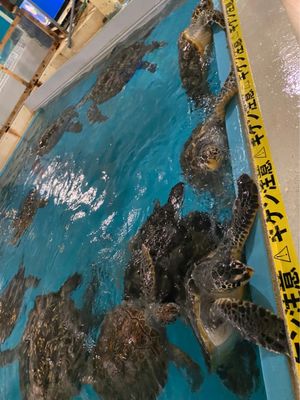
[211,260,254,292]
[167,182,184,214]
[197,145,223,172]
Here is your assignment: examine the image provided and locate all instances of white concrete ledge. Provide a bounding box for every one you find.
[25,0,174,111]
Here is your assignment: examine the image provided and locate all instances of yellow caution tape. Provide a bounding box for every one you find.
[222,0,300,382]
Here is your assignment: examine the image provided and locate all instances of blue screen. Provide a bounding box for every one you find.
[26,0,65,18]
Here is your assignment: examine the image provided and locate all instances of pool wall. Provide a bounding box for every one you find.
[1,0,296,397]
[212,1,296,399]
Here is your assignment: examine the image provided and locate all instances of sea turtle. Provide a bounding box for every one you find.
[11,188,48,246]
[184,174,289,396]
[0,263,39,343]
[90,245,202,400]
[78,38,165,124]
[0,273,90,400]
[178,0,225,107]
[124,182,224,305]
[124,182,185,301]
[36,106,82,157]
[180,67,237,194]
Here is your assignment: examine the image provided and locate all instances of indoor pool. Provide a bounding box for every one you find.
[0,0,269,399]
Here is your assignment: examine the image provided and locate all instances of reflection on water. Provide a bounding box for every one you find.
[0,0,269,399]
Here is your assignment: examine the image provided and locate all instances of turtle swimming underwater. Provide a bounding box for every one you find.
[79,38,165,124]
[36,106,82,157]
[180,67,237,195]
[11,189,48,246]
[90,245,202,400]
[0,274,90,400]
[0,264,39,343]
[178,0,225,107]
[184,174,289,396]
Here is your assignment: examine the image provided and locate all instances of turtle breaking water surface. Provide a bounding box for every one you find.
[124,182,223,305]
[184,174,289,396]
[178,0,225,107]
[180,67,237,196]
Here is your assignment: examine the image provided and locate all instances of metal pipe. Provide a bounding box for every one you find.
[67,0,77,48]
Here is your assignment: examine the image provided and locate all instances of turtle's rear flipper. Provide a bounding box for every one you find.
[169,344,203,392]
[216,340,260,397]
[139,61,157,73]
[87,104,108,124]
[25,275,40,289]
[211,298,289,355]
[68,121,83,133]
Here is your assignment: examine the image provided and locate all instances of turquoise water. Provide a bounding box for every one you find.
[0,0,267,399]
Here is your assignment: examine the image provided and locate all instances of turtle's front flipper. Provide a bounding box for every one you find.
[210,298,289,355]
[0,346,19,366]
[225,174,259,259]
[204,10,225,29]
[168,344,203,392]
[60,273,82,297]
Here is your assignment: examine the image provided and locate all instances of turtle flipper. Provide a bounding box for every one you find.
[87,103,108,124]
[203,10,225,29]
[0,346,19,366]
[67,121,83,133]
[216,340,260,398]
[25,275,40,289]
[139,61,157,73]
[169,344,203,392]
[226,174,259,259]
[167,182,184,215]
[212,67,238,119]
[140,244,156,302]
[60,273,82,297]
[211,260,253,292]
[210,298,289,355]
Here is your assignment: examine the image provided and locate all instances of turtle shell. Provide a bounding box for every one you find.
[92,303,168,400]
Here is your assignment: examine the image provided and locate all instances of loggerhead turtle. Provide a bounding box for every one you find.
[11,189,48,246]
[0,263,39,343]
[178,0,225,107]
[36,106,82,157]
[90,244,202,400]
[79,38,165,124]
[0,273,90,400]
[180,67,237,194]
[184,174,289,395]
